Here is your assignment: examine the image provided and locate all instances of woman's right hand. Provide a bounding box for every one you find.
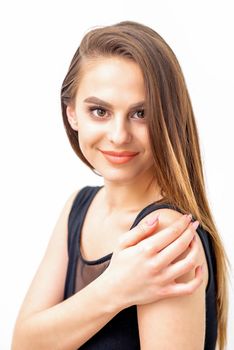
[102,213,203,310]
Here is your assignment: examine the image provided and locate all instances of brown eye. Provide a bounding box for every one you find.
[137,110,144,118]
[88,106,108,119]
[95,108,106,117]
[132,109,145,119]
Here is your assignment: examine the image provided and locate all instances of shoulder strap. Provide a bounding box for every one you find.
[64,186,102,298]
[67,186,101,252]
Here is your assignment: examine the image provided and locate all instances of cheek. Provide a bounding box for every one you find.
[77,124,101,153]
[138,127,151,151]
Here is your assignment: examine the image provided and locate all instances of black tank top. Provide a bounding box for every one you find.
[64,186,217,349]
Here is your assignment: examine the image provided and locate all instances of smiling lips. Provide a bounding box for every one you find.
[100,150,139,164]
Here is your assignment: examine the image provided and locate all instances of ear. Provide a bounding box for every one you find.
[66,105,78,131]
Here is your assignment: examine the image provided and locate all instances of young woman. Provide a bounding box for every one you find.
[12,21,229,350]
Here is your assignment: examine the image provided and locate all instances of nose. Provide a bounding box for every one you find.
[107,116,132,145]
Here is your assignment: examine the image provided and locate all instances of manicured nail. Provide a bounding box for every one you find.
[186,213,193,221]
[192,221,199,230]
[146,214,159,226]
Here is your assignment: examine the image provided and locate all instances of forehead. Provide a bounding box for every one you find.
[76,56,145,102]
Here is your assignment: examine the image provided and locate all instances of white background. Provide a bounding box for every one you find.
[0,1,233,349]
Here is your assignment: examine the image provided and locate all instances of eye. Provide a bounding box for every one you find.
[95,108,106,117]
[132,109,145,119]
[88,106,108,119]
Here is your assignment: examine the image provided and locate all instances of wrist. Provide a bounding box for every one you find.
[96,270,126,314]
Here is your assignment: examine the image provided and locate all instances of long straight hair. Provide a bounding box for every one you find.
[61,21,229,349]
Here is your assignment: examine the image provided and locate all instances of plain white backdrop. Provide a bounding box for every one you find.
[0,0,233,349]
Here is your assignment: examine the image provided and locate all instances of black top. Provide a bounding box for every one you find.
[64,186,217,349]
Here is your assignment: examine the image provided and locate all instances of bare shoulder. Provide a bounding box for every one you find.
[137,207,208,349]
[15,188,81,323]
[62,188,81,214]
[143,207,187,230]
[44,188,80,247]
[141,207,208,286]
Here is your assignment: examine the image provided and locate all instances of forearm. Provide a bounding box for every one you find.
[12,274,121,350]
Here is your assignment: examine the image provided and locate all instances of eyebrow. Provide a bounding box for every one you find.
[83,96,145,110]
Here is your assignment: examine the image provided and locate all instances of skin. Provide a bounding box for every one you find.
[67,56,161,211]
[12,56,207,350]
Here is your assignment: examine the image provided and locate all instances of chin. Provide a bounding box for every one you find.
[98,168,144,184]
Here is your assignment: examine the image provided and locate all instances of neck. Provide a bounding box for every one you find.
[102,176,162,215]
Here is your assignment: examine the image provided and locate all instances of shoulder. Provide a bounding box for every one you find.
[37,187,82,266]
[67,186,101,212]
[143,206,186,230]
[50,189,81,235]
[136,207,208,349]
[140,207,209,287]
[62,188,81,214]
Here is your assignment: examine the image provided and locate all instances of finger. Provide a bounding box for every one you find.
[150,221,199,270]
[139,214,194,255]
[118,214,160,249]
[165,265,204,298]
[160,236,200,283]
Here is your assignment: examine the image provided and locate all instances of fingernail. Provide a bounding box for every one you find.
[192,221,199,230]
[185,213,193,221]
[146,214,159,226]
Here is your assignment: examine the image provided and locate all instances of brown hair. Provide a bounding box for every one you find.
[61,20,229,349]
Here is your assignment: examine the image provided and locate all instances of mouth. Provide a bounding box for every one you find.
[99,149,139,164]
[100,150,139,157]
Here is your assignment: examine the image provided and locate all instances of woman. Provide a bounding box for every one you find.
[12,21,228,349]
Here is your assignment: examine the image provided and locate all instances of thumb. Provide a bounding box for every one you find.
[118,214,160,249]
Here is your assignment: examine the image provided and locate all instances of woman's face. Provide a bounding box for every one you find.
[67,56,155,184]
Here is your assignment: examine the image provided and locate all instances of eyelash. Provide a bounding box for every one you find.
[87,106,145,121]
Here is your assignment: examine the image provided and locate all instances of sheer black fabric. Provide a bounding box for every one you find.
[64,186,217,349]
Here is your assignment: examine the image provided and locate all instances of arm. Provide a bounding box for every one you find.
[11,191,121,350]
[12,198,203,350]
[137,209,208,350]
